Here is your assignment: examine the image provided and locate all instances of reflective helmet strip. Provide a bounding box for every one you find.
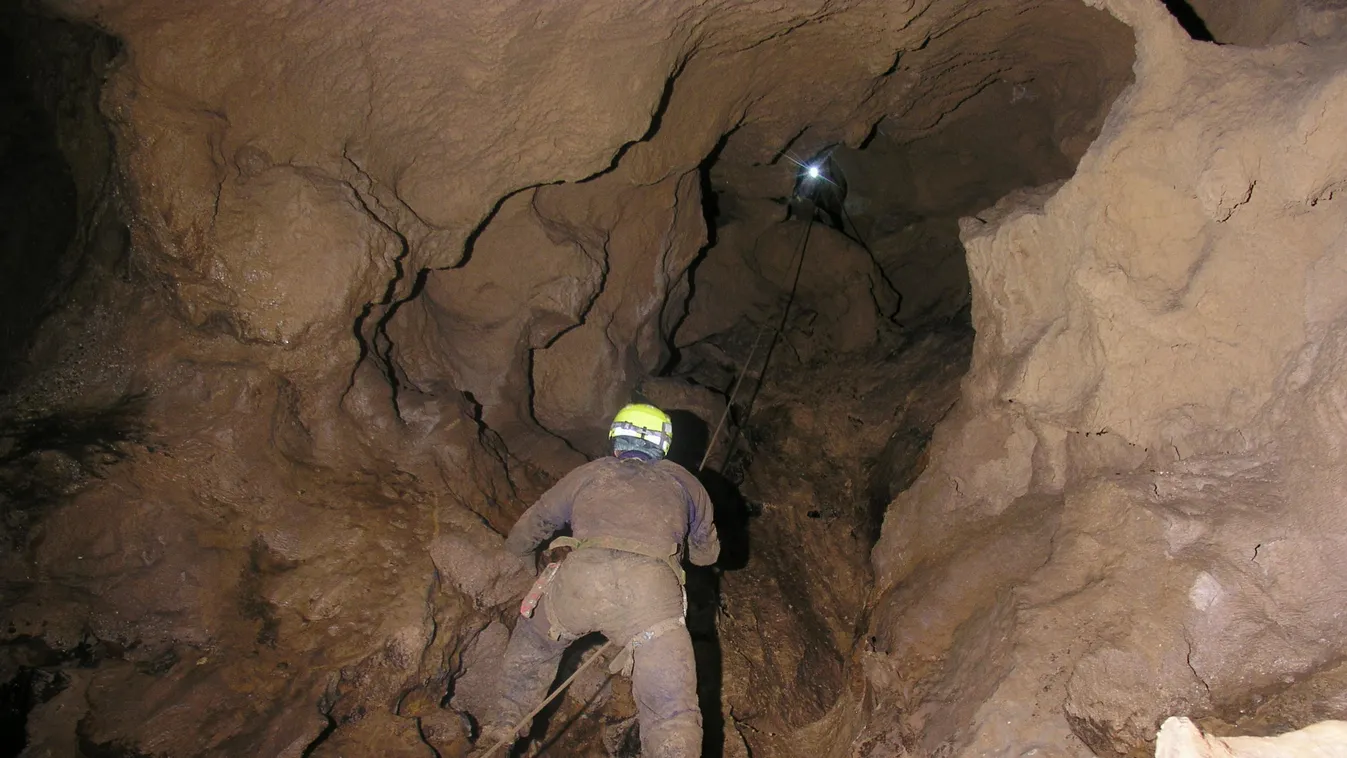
[610,421,672,452]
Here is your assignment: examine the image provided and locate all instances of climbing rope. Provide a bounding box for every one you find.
[702,210,816,471]
[699,328,764,471]
[479,640,617,758]
[704,188,905,473]
[483,207,818,757]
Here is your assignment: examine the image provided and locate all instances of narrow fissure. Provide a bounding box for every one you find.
[1160,0,1218,41]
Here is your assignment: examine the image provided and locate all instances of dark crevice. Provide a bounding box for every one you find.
[461,391,490,437]
[524,347,591,460]
[0,395,146,550]
[731,6,845,55]
[0,668,51,757]
[856,117,887,150]
[579,53,693,184]
[0,23,76,369]
[340,174,416,415]
[460,390,524,502]
[0,9,122,390]
[342,301,377,400]
[910,67,1014,132]
[299,711,338,758]
[520,219,613,453]
[765,126,811,167]
[460,183,551,270]
[661,125,738,375]
[340,152,463,415]
[1160,0,1217,42]
[414,718,443,758]
[370,262,427,415]
[0,395,145,467]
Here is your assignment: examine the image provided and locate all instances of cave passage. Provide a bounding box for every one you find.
[637,5,1137,753]
[0,0,1252,756]
[8,0,1347,752]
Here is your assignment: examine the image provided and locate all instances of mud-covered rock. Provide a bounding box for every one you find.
[1156,716,1347,758]
[855,3,1347,755]
[429,526,534,611]
[447,620,511,724]
[6,0,1347,755]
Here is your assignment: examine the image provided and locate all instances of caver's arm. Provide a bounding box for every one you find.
[504,463,592,556]
[678,471,720,566]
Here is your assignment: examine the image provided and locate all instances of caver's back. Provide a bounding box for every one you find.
[505,456,719,567]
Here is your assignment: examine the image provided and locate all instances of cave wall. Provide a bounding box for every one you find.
[5,0,1346,756]
[3,1,1140,755]
[0,8,119,385]
[834,1,1347,756]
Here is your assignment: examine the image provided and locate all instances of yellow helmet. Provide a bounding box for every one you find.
[609,403,673,459]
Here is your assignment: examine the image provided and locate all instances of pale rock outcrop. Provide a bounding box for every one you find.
[852,1,1347,756]
[1155,716,1347,758]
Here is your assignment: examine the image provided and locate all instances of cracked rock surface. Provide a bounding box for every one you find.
[3,0,1347,756]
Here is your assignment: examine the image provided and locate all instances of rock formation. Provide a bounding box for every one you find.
[1156,716,1347,758]
[2,0,1346,756]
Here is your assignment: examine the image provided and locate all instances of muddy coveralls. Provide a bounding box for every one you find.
[492,455,719,757]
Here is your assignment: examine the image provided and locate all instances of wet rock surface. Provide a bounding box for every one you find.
[3,0,1347,756]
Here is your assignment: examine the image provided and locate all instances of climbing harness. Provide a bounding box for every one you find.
[489,533,687,756]
[607,616,686,678]
[484,164,842,755]
[519,561,560,619]
[494,530,690,752]
[542,530,695,687]
[549,535,685,584]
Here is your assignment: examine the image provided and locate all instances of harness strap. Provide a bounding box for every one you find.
[550,535,685,585]
[607,616,687,677]
[543,590,574,642]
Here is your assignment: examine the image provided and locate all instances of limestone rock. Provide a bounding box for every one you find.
[429,528,534,611]
[1155,717,1347,758]
[307,710,434,758]
[419,708,475,758]
[861,4,1347,755]
[448,621,512,725]
[6,0,1347,755]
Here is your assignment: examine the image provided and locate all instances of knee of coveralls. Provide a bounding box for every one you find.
[489,600,569,729]
[631,623,702,758]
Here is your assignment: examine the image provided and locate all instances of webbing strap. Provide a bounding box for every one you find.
[607,615,687,676]
[551,535,685,585]
[633,616,686,649]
